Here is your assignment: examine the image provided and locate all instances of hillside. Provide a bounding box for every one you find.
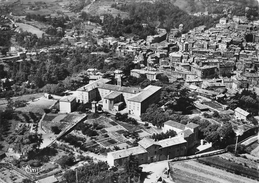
[171,0,259,13]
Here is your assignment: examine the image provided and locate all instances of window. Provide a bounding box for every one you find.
[105,100,107,103]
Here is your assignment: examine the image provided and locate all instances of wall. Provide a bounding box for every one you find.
[59,101,71,113]
[128,101,141,116]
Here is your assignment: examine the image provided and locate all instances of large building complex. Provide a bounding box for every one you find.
[74,78,162,118]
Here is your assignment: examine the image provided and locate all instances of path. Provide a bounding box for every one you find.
[141,160,169,183]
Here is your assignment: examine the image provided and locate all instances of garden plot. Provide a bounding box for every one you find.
[0,166,28,183]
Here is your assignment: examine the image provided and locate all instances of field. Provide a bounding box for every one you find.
[15,96,57,114]
[16,23,45,38]
[82,0,129,19]
[245,140,259,157]
[197,156,259,181]
[169,159,258,183]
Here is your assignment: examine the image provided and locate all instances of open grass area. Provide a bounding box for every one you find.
[16,96,57,114]
[16,23,45,38]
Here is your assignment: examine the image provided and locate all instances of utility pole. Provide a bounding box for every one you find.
[234,134,239,155]
[76,168,78,183]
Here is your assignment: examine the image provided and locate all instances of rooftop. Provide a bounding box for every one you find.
[77,78,110,92]
[138,138,156,149]
[235,107,250,116]
[99,84,142,94]
[183,129,193,138]
[108,146,147,159]
[186,122,199,129]
[59,96,76,102]
[128,85,161,103]
[157,136,187,148]
[104,91,122,99]
[37,175,58,183]
[164,120,185,130]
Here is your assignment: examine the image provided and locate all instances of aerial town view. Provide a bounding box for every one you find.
[0,0,259,182]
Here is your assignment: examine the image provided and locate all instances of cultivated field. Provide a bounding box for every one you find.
[169,160,258,183]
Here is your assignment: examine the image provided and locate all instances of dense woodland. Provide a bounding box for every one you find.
[112,1,222,33]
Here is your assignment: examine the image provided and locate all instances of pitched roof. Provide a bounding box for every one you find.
[138,138,156,149]
[157,136,187,148]
[128,85,161,103]
[104,91,122,99]
[235,107,250,116]
[186,122,199,129]
[99,84,142,94]
[183,129,193,138]
[59,96,76,102]
[108,146,147,159]
[77,78,110,91]
[164,120,185,130]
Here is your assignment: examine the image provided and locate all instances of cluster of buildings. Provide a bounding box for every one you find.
[107,121,199,167]
[60,77,162,119]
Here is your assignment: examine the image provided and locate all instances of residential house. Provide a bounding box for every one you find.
[235,107,250,120]
[163,121,199,149]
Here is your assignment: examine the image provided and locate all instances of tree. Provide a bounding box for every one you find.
[57,155,75,168]
[156,74,169,83]
[141,104,169,127]
[51,126,62,134]
[22,179,34,183]
[151,129,177,141]
[124,155,142,179]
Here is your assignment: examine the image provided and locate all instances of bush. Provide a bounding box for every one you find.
[51,126,62,134]
[212,111,220,118]
[43,108,51,114]
[226,144,246,154]
[115,113,128,121]
[126,117,138,125]
[203,112,211,118]
[56,155,75,168]
[14,100,27,108]
[28,159,42,167]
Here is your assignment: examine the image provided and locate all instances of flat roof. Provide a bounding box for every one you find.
[128,85,161,103]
